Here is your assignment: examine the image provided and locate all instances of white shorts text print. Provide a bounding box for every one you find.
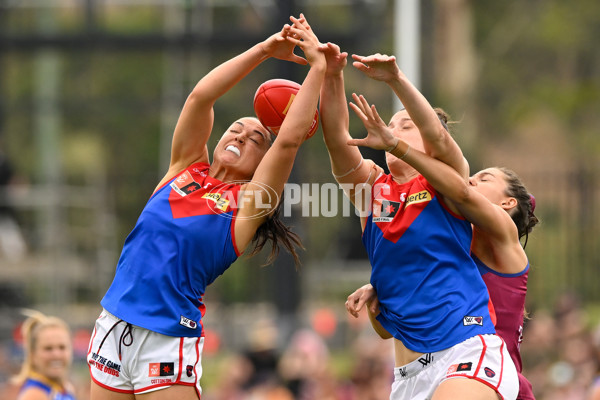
[87,309,205,396]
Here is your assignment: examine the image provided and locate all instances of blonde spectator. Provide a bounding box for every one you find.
[12,310,76,400]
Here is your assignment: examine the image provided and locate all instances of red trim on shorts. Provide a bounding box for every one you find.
[194,337,202,399]
[89,370,135,394]
[87,326,98,358]
[473,335,487,377]
[177,338,184,381]
[497,337,505,390]
[471,335,506,400]
[133,381,195,394]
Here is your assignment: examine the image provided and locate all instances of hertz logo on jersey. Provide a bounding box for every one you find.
[405,190,431,207]
[202,192,229,212]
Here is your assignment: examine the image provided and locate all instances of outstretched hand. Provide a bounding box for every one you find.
[352,53,400,83]
[261,19,309,65]
[284,14,325,68]
[347,93,398,151]
[318,42,348,75]
[345,283,380,318]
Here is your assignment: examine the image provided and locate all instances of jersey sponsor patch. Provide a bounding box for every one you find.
[170,171,201,197]
[180,315,198,329]
[202,192,229,212]
[447,362,473,375]
[149,362,175,377]
[405,190,431,207]
[373,199,401,222]
[463,316,484,326]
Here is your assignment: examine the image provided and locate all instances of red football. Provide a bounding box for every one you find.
[253,78,319,139]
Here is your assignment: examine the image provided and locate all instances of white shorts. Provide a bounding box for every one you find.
[87,309,205,396]
[390,334,518,400]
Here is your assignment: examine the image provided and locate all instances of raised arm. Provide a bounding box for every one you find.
[352,53,469,179]
[157,25,308,190]
[348,94,517,246]
[319,43,381,220]
[234,15,326,252]
[319,43,371,179]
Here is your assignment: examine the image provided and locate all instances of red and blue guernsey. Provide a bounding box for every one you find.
[474,255,535,399]
[363,173,495,353]
[101,162,242,338]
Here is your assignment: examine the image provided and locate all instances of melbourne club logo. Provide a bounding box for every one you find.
[171,171,202,197]
[463,316,484,326]
[373,199,401,222]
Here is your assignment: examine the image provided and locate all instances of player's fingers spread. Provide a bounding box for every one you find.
[358,95,369,109]
[290,16,308,31]
[371,105,382,121]
[349,102,366,119]
[358,96,373,117]
[298,13,311,29]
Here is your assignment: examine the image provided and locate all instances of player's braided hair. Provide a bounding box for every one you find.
[497,167,539,248]
[248,199,304,267]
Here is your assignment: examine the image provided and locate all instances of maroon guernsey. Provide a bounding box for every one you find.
[474,254,535,400]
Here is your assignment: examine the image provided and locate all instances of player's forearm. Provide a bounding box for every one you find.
[388,74,468,177]
[387,72,444,144]
[320,73,351,148]
[277,64,326,148]
[320,73,365,179]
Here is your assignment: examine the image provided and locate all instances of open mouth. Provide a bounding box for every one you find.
[225,145,240,157]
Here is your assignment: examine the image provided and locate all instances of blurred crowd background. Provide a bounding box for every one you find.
[0,0,598,399]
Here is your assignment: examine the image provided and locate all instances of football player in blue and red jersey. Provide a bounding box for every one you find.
[87,15,325,400]
[319,43,519,399]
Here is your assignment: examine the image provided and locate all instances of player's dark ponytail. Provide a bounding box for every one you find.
[249,199,304,267]
[498,167,539,248]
